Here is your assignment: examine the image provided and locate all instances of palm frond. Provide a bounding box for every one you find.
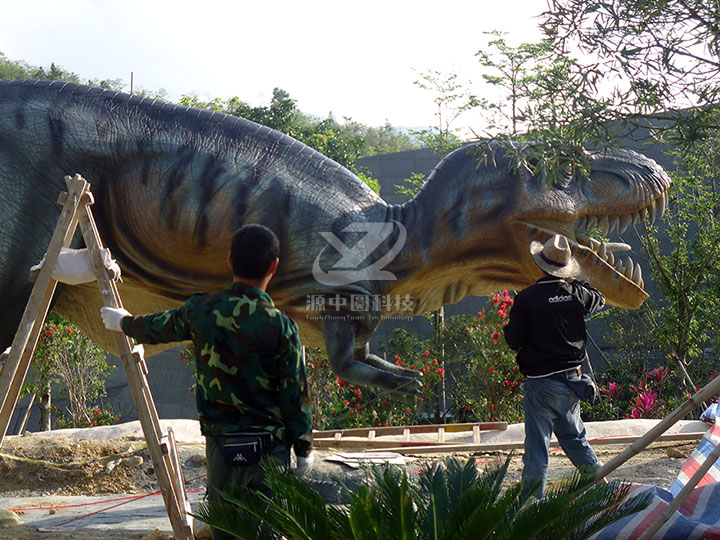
[192,500,277,540]
[417,461,451,540]
[506,467,652,540]
[367,465,418,540]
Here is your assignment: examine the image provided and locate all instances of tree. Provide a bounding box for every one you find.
[636,111,720,392]
[542,0,720,149]
[0,52,124,91]
[24,314,115,429]
[194,456,650,540]
[533,2,720,397]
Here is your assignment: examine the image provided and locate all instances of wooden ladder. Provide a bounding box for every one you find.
[0,174,193,539]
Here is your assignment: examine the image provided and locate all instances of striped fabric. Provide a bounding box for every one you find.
[592,419,720,539]
[668,420,720,496]
[590,483,720,540]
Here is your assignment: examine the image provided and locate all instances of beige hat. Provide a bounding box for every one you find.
[530,234,580,278]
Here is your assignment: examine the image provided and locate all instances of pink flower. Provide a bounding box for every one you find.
[601,381,623,403]
[647,366,670,388]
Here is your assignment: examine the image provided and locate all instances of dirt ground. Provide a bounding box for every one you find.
[0,434,698,539]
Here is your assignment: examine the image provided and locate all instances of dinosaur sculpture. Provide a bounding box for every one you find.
[0,80,671,392]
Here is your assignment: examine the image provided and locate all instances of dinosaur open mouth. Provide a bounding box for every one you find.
[571,191,670,290]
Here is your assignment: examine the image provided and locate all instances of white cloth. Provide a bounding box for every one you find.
[31,247,121,285]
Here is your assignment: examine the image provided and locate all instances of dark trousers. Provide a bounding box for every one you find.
[205,435,290,540]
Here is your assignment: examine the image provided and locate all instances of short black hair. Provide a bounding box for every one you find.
[230,224,280,279]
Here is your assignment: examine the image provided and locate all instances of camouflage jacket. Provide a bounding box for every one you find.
[121,283,313,457]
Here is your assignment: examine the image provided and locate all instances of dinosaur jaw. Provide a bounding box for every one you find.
[519,190,669,309]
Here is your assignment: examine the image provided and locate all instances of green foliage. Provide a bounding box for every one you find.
[395,172,427,200]
[193,456,651,540]
[0,51,124,91]
[307,293,523,429]
[469,33,620,185]
[26,313,115,428]
[633,110,720,394]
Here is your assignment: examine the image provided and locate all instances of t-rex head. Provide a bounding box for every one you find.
[412,144,671,310]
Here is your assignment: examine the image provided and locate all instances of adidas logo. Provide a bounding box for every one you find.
[548,295,573,303]
[233,453,247,462]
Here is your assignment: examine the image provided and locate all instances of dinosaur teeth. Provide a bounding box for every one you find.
[648,200,657,224]
[619,214,632,234]
[632,261,642,284]
[615,259,624,273]
[624,257,634,279]
[609,216,619,235]
[599,215,610,236]
[586,215,598,232]
[576,215,587,231]
[606,251,614,265]
[598,242,607,258]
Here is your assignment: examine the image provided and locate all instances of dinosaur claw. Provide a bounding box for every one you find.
[392,377,424,395]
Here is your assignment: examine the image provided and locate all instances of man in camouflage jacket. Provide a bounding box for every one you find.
[101,224,313,539]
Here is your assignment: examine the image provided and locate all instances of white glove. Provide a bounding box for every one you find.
[293,452,314,476]
[100,306,132,332]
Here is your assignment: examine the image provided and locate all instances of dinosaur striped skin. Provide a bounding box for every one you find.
[0,80,671,392]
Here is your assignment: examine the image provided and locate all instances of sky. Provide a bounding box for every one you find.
[0,0,546,133]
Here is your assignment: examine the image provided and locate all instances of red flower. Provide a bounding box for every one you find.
[432,358,438,364]
[489,367,494,373]
[477,311,485,319]
[466,405,471,411]
[45,329,52,337]
[464,327,470,333]
[405,408,411,414]
[344,400,350,406]
[394,355,401,361]
[67,328,73,335]
[382,399,388,405]
[418,397,424,403]
[423,350,430,357]
[437,367,444,375]
[492,331,501,340]
[489,404,495,410]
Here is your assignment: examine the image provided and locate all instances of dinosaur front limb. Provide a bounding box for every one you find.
[322,319,422,394]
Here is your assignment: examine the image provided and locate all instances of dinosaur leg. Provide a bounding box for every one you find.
[322,318,422,394]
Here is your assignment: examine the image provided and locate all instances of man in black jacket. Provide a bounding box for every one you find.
[504,234,605,498]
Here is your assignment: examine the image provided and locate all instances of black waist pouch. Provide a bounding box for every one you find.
[220,431,276,466]
[562,374,599,404]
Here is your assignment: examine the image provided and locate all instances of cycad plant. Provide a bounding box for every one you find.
[193,456,650,540]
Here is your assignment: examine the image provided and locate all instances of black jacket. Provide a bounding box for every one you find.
[503,277,605,377]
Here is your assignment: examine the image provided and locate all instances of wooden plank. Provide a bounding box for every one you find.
[313,422,507,439]
[313,431,706,453]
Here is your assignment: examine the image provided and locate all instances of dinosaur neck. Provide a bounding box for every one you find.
[379,157,523,316]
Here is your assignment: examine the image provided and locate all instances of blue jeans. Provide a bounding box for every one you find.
[521,374,599,498]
